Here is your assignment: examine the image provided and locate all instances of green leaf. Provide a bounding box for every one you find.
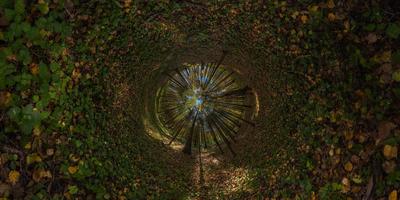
[38,3,49,15]
[68,185,79,195]
[50,62,61,72]
[0,62,16,89]
[18,48,31,65]
[38,62,50,81]
[352,176,363,184]
[20,104,42,134]
[14,0,25,15]
[4,9,15,21]
[386,23,400,39]
[21,21,30,33]
[392,70,400,82]
[7,106,21,121]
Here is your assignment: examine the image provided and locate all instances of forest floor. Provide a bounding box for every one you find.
[1,0,400,199]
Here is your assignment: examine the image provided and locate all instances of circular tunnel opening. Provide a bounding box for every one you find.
[154,62,257,155]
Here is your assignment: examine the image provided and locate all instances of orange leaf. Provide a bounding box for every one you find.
[68,166,78,174]
[30,63,39,75]
[389,190,398,200]
[8,170,20,185]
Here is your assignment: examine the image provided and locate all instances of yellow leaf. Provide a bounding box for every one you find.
[381,51,392,63]
[33,169,52,182]
[311,191,317,200]
[69,154,80,162]
[328,13,336,21]
[30,63,39,75]
[0,91,12,108]
[72,68,81,81]
[389,190,397,200]
[68,166,78,174]
[341,177,350,193]
[300,15,308,24]
[26,153,42,165]
[383,145,398,160]
[344,131,353,141]
[327,0,335,8]
[310,5,319,12]
[24,142,32,150]
[329,149,334,156]
[344,162,353,172]
[8,170,20,185]
[291,11,299,19]
[33,126,41,136]
[123,0,132,7]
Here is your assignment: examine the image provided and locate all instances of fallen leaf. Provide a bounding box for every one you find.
[72,68,81,81]
[67,185,79,195]
[341,177,351,193]
[310,5,319,12]
[30,63,39,75]
[8,170,20,185]
[69,154,80,162]
[329,149,334,156]
[300,15,308,24]
[0,91,12,108]
[383,145,398,159]
[365,33,378,44]
[33,126,41,136]
[328,13,336,21]
[344,162,353,172]
[24,142,31,150]
[68,166,78,174]
[344,130,353,141]
[351,175,362,184]
[381,51,392,63]
[32,169,52,182]
[327,0,335,8]
[393,70,400,82]
[311,191,317,200]
[291,11,299,19]
[26,153,42,165]
[356,133,367,143]
[389,190,397,200]
[46,148,54,156]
